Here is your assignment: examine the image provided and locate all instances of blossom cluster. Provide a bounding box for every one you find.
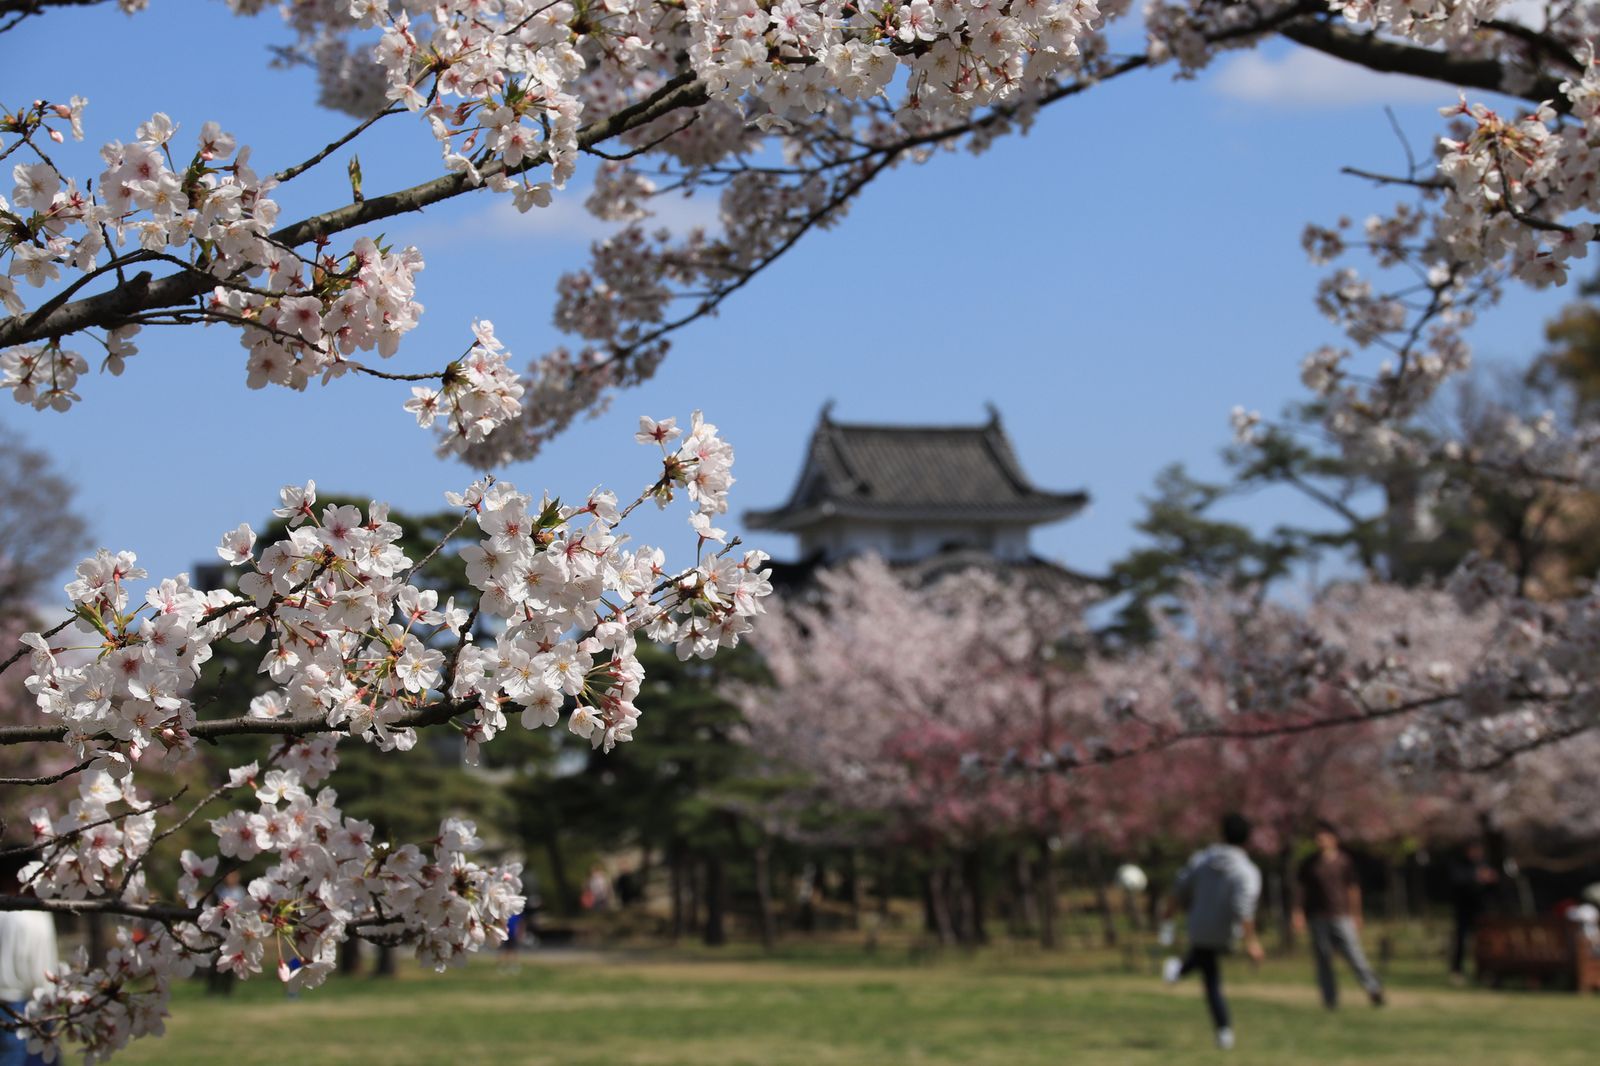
[6,413,770,1061]
[3,114,273,405]
[16,759,522,1062]
[403,320,526,453]
[18,772,155,902]
[198,765,521,986]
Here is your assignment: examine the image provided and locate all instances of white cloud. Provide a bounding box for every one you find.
[1212,47,1451,108]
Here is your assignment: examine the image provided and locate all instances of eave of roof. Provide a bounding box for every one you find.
[745,495,1089,531]
[746,405,1089,529]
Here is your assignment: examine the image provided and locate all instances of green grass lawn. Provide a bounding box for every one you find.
[113,941,1596,1066]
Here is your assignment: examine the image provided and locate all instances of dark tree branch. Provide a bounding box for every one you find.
[0,0,110,34]
[0,615,74,677]
[0,758,92,786]
[272,105,405,185]
[1279,18,1570,108]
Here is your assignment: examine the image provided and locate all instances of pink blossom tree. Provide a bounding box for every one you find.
[737,556,1107,945]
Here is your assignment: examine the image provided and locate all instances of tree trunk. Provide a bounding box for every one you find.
[877,853,893,919]
[1276,847,1297,951]
[86,912,108,967]
[1086,846,1117,947]
[374,942,396,978]
[1265,864,1284,941]
[543,830,576,916]
[689,852,704,934]
[1385,859,1406,923]
[846,848,863,931]
[923,866,957,945]
[753,838,776,952]
[1009,849,1036,939]
[636,844,653,902]
[1121,879,1142,930]
[338,938,362,976]
[963,849,988,946]
[1408,852,1430,933]
[702,852,727,947]
[669,842,687,941]
[1037,836,1059,950]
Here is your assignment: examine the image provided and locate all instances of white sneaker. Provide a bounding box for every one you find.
[1162,956,1183,984]
[1215,1028,1235,1050]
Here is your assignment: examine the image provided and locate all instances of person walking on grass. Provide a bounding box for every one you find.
[1293,819,1386,1009]
[1161,812,1265,1051]
[1,855,57,1066]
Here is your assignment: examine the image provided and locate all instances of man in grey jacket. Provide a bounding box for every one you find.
[1162,812,1264,1051]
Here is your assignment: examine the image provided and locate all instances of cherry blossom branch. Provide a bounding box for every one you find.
[1004,682,1589,778]
[0,757,93,786]
[401,503,483,582]
[0,895,198,922]
[1465,720,1596,771]
[272,104,406,185]
[0,789,183,862]
[117,747,286,895]
[0,614,72,677]
[0,71,709,349]
[1340,166,1447,191]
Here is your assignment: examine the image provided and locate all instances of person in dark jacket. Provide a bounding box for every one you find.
[1293,819,1385,1009]
[1161,813,1264,1051]
[1447,841,1498,981]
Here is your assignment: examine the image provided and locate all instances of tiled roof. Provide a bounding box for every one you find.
[746,405,1087,530]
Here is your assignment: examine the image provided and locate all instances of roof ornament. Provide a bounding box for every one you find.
[984,402,1001,427]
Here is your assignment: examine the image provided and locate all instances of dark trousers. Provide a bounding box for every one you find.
[1179,947,1231,1031]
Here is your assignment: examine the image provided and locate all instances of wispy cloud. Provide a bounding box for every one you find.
[1212,47,1450,108]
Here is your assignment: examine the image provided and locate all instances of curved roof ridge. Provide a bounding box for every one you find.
[745,405,1089,532]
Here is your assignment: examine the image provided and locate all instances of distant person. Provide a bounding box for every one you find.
[1,855,58,1066]
[1161,812,1265,1051]
[1446,842,1498,983]
[614,868,642,907]
[583,865,612,911]
[207,871,247,995]
[498,909,524,974]
[1294,820,1385,1009]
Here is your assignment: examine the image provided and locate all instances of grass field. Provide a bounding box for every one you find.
[111,937,1598,1066]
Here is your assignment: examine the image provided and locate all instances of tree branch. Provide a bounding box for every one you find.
[1279,18,1569,108]
[0,72,708,349]
[0,758,92,786]
[0,895,198,923]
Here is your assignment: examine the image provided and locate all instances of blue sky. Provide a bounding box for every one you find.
[1,4,1576,594]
